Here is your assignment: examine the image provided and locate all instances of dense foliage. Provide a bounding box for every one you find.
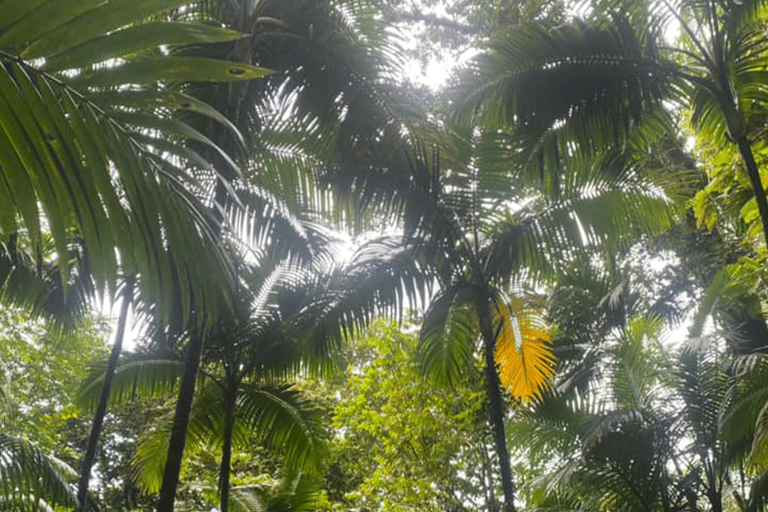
[4,0,768,511]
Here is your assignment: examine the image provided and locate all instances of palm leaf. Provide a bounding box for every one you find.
[417,284,480,388]
[0,0,272,324]
[238,382,325,473]
[493,291,555,403]
[77,356,185,412]
[0,433,78,512]
[454,17,675,162]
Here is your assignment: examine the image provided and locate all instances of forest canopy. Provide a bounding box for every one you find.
[2,0,768,511]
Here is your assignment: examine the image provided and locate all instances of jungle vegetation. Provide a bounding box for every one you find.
[2,0,768,511]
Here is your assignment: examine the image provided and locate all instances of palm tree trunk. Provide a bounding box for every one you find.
[157,324,207,512]
[77,277,133,510]
[478,295,517,512]
[219,385,236,512]
[736,136,768,246]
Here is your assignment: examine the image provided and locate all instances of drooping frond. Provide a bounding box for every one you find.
[454,17,675,166]
[0,0,272,324]
[493,291,555,403]
[608,315,667,410]
[229,470,324,512]
[238,382,325,473]
[0,433,78,512]
[417,284,480,388]
[77,356,185,412]
[132,380,232,494]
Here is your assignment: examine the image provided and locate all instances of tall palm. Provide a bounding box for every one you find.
[512,264,768,512]
[408,122,677,511]
[148,2,430,507]
[80,234,429,511]
[455,0,768,246]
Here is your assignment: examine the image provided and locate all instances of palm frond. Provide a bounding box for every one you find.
[230,470,324,512]
[0,433,78,512]
[454,17,675,160]
[608,315,667,410]
[747,465,768,512]
[417,284,480,388]
[77,356,185,412]
[0,0,272,325]
[493,291,555,403]
[132,380,232,494]
[238,382,325,473]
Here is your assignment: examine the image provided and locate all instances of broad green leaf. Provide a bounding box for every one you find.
[0,0,104,53]
[23,0,227,59]
[0,0,47,33]
[74,57,273,86]
[42,22,246,71]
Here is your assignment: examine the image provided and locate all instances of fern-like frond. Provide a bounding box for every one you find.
[417,284,480,388]
[493,291,555,403]
[77,357,185,412]
[0,433,78,512]
[238,382,325,473]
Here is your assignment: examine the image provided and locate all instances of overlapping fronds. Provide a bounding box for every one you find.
[454,17,675,163]
[172,0,429,229]
[723,354,768,469]
[493,292,555,403]
[608,315,667,410]
[281,236,432,374]
[239,383,325,473]
[417,284,480,388]
[677,341,727,452]
[132,380,324,493]
[0,0,273,325]
[0,433,78,512]
[77,356,185,412]
[229,470,324,512]
[0,233,93,330]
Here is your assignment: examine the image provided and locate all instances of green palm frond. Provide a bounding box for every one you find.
[279,236,432,374]
[608,315,667,410]
[454,17,675,158]
[747,465,768,512]
[230,470,324,512]
[417,284,480,388]
[0,433,78,512]
[238,382,325,473]
[132,380,234,494]
[676,341,727,452]
[77,356,185,412]
[0,0,273,324]
[723,354,768,468]
[507,390,590,469]
[0,233,93,330]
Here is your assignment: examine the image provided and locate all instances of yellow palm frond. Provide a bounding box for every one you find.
[493,293,555,403]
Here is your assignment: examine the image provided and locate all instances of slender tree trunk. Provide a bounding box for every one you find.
[77,277,133,510]
[219,384,237,512]
[478,295,517,512]
[736,136,768,247]
[157,323,207,512]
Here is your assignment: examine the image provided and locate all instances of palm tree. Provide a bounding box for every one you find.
[146,2,432,507]
[80,232,429,511]
[0,3,291,509]
[509,258,768,512]
[406,120,677,511]
[455,0,768,247]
